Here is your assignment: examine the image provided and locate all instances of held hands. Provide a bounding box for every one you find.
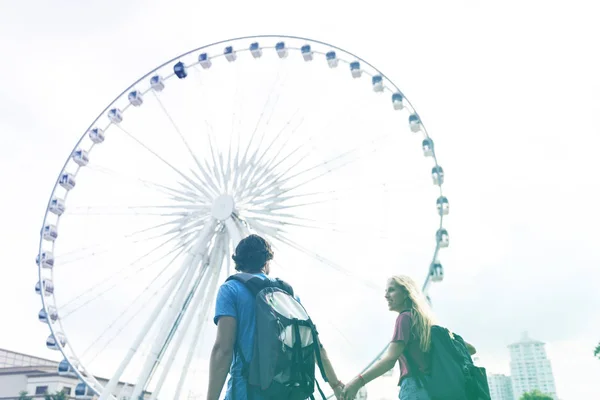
[331,381,345,400]
[341,376,363,400]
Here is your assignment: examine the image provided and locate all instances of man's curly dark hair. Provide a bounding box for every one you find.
[232,234,274,273]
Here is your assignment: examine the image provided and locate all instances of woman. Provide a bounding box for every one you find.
[342,275,476,400]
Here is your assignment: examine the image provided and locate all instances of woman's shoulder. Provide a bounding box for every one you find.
[397,310,412,320]
[393,310,413,331]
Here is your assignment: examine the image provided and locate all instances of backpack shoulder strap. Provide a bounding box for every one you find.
[226,272,270,296]
[226,273,296,297]
[274,278,294,296]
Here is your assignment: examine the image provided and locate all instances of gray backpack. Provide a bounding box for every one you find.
[226,273,327,400]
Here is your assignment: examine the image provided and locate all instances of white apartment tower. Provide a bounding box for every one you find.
[508,332,557,399]
[487,373,514,400]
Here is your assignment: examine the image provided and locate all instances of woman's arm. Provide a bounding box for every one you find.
[360,342,403,384]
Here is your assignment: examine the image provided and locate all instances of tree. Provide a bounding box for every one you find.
[18,391,32,400]
[520,389,553,400]
[44,391,67,400]
[594,341,600,359]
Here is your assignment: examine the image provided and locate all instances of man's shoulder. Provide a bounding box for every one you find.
[218,275,264,296]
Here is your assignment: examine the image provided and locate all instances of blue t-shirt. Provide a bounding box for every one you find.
[214,273,269,400]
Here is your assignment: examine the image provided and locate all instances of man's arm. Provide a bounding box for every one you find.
[207,316,237,400]
[316,343,343,397]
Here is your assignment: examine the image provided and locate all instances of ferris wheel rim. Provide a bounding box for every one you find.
[35,34,448,398]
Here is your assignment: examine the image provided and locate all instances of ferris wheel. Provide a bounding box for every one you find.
[35,35,450,399]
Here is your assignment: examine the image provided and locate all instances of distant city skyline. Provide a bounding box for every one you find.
[508,332,557,399]
[488,373,514,400]
[487,332,559,400]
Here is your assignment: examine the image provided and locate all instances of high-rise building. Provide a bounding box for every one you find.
[508,332,557,399]
[487,373,514,400]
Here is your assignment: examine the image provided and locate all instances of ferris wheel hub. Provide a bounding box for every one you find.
[211,194,235,221]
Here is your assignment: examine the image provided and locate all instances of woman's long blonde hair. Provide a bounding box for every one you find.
[389,275,436,353]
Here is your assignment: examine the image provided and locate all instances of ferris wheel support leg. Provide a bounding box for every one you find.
[116,383,129,399]
[422,275,431,297]
[171,251,225,399]
[98,219,216,400]
[224,216,247,249]
[172,302,213,400]
[98,219,214,400]
[130,220,217,400]
[149,235,225,400]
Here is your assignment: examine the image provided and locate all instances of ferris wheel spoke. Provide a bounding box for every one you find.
[245,213,387,239]
[212,135,230,194]
[189,160,222,200]
[79,244,188,362]
[217,150,229,194]
[59,232,195,318]
[241,147,311,204]
[188,65,237,195]
[247,96,358,197]
[55,224,187,270]
[245,215,328,233]
[247,69,394,202]
[55,211,208,269]
[252,133,395,205]
[240,185,340,208]
[246,198,332,213]
[87,164,207,205]
[225,135,234,194]
[240,114,306,197]
[193,120,223,193]
[66,203,212,217]
[127,212,208,239]
[241,114,315,197]
[230,67,287,193]
[225,67,242,194]
[114,124,213,201]
[58,223,200,306]
[150,91,221,200]
[270,233,380,292]
[239,108,302,187]
[244,217,283,238]
[245,176,403,207]
[241,55,362,195]
[234,92,296,194]
[241,66,286,163]
[240,139,321,202]
[236,111,305,198]
[235,130,270,196]
[244,210,341,228]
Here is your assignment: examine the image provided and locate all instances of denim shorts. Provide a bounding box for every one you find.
[399,376,431,400]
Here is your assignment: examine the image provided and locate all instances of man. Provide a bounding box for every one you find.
[207,234,343,400]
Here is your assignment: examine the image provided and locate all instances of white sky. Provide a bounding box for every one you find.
[1,0,599,399]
